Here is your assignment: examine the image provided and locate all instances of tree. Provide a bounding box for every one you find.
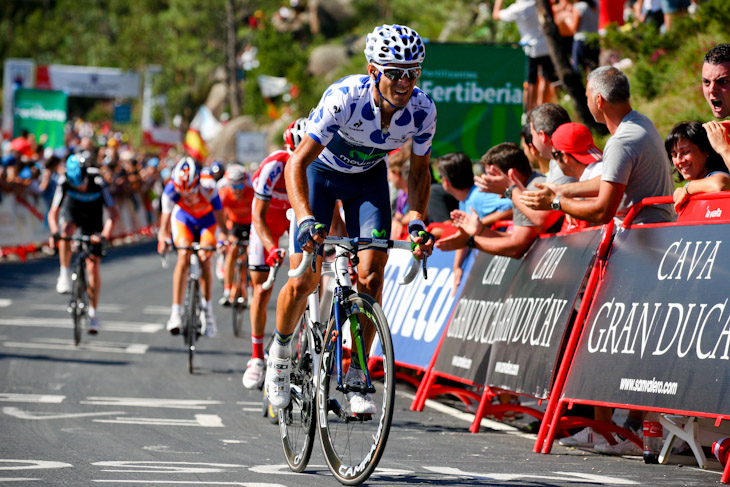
[534,0,607,134]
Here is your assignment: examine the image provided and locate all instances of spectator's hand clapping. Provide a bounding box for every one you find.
[451,207,482,236]
[520,183,556,211]
[474,165,510,195]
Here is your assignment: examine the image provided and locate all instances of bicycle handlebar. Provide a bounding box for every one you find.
[288,237,425,285]
[261,260,282,291]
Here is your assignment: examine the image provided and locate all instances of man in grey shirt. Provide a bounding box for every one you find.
[519,66,674,225]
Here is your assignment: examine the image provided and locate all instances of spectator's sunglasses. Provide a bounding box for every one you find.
[371,62,421,81]
[551,148,563,160]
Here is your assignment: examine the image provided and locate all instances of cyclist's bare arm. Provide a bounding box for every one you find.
[157,211,172,254]
[284,135,325,232]
[213,208,228,241]
[252,197,277,252]
[101,205,119,241]
[406,151,434,259]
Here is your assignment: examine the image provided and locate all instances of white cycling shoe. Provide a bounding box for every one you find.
[264,355,291,408]
[201,306,217,338]
[56,273,72,294]
[345,367,377,415]
[242,358,265,389]
[166,313,182,335]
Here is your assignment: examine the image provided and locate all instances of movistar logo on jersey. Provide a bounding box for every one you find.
[68,190,102,202]
[371,229,386,238]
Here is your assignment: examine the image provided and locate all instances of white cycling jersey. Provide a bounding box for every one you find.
[307,74,437,174]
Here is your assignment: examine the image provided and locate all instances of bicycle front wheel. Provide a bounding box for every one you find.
[280,309,316,472]
[318,293,394,485]
[71,263,89,346]
[185,280,200,374]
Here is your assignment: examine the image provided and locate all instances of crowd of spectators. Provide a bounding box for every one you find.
[0,119,217,241]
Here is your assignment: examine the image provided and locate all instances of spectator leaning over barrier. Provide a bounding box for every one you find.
[520,66,675,226]
[434,152,513,295]
[701,43,730,170]
[665,121,730,214]
[436,143,548,259]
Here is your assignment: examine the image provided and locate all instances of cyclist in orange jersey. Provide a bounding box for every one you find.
[217,163,255,306]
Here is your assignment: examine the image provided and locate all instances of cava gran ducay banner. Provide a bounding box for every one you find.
[419,43,525,159]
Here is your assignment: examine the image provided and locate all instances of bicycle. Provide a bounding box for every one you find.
[61,235,100,346]
[229,239,250,338]
[279,236,424,485]
[163,242,217,374]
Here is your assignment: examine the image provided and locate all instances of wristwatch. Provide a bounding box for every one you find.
[503,185,516,200]
[551,195,562,211]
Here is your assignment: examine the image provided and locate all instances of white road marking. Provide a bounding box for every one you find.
[0,460,72,470]
[81,397,220,409]
[0,478,40,482]
[143,305,172,315]
[29,303,125,313]
[3,339,148,355]
[94,414,223,427]
[92,461,244,474]
[0,393,65,403]
[2,407,124,420]
[235,401,262,406]
[0,299,11,308]
[0,317,163,333]
[241,408,260,412]
[422,467,639,485]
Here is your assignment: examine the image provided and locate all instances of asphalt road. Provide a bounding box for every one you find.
[0,240,724,486]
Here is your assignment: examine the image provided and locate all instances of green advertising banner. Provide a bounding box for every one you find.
[13,88,67,149]
[420,43,525,159]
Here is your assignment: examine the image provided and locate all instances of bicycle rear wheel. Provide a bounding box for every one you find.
[184,280,200,374]
[231,262,244,338]
[280,309,316,472]
[318,293,394,485]
[71,262,89,346]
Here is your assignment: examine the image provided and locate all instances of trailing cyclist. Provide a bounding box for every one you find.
[241,118,305,390]
[264,24,436,413]
[157,157,228,338]
[48,152,119,334]
[217,163,255,307]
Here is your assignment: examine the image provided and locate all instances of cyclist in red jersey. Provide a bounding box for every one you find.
[241,118,305,389]
[217,163,255,306]
[157,157,228,337]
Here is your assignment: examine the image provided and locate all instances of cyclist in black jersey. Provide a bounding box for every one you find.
[48,153,118,334]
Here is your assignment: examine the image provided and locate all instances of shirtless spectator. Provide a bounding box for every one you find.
[701,43,730,170]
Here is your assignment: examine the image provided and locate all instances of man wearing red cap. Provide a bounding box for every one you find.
[550,122,603,183]
[519,66,674,225]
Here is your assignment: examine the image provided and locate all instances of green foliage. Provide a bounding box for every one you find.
[599,0,730,137]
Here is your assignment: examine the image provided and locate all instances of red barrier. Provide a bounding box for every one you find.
[538,194,730,483]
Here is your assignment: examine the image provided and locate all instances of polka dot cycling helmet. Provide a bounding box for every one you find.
[283,118,308,153]
[364,24,425,65]
[172,156,200,194]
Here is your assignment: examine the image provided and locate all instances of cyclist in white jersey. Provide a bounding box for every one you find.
[264,24,437,414]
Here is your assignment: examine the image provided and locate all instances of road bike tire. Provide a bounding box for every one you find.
[71,261,88,346]
[317,293,395,486]
[185,279,200,374]
[231,262,244,338]
[280,310,316,473]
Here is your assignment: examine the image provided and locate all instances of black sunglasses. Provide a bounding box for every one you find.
[551,148,563,160]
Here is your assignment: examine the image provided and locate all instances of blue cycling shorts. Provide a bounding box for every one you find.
[292,159,391,254]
